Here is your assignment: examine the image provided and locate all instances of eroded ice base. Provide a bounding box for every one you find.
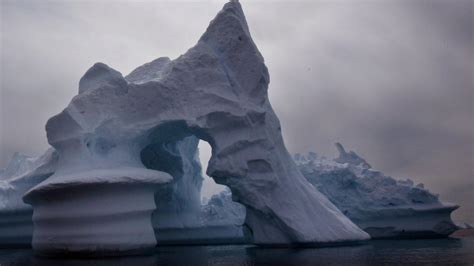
[358,205,459,239]
[23,167,172,256]
[28,184,159,256]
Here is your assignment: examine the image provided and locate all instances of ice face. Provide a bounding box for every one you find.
[23,0,369,255]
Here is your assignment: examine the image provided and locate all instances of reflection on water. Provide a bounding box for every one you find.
[0,238,473,265]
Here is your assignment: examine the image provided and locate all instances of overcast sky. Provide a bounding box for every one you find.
[1,0,472,223]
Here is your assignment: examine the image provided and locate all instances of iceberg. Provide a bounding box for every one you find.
[295,143,459,238]
[22,0,368,256]
[0,149,57,247]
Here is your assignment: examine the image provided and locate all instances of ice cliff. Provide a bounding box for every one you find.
[22,0,368,256]
[0,149,57,246]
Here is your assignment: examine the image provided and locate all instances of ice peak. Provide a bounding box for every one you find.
[334,143,371,169]
[78,63,125,94]
[335,142,346,156]
[199,0,251,51]
[198,0,268,104]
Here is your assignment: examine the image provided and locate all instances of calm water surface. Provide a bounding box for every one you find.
[0,238,473,265]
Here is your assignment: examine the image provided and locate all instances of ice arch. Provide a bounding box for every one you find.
[141,136,203,235]
[23,1,368,256]
[142,135,244,245]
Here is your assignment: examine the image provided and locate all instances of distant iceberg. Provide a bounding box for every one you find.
[295,143,459,238]
[0,149,57,246]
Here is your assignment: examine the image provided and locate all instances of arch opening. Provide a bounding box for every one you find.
[139,132,247,244]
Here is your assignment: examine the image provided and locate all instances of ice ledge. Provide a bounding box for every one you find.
[23,167,172,201]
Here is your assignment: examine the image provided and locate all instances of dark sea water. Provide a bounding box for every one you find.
[0,238,473,266]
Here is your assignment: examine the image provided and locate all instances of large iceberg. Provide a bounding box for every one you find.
[0,149,57,246]
[295,143,459,238]
[22,0,368,256]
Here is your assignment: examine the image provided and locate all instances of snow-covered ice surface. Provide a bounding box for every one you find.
[22,0,368,256]
[295,143,459,238]
[0,149,57,246]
